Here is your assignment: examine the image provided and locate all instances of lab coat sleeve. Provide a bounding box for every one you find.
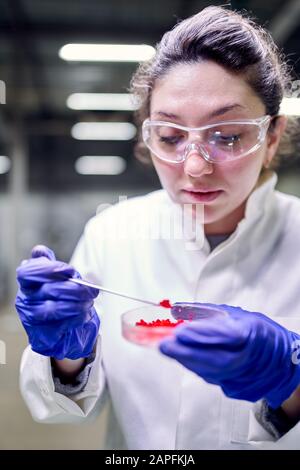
[248,316,300,449]
[20,335,107,424]
[19,215,109,424]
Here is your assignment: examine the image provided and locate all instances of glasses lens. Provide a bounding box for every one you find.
[144,122,263,163]
[144,124,188,162]
[204,123,261,162]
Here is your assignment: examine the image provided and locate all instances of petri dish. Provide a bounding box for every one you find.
[121,303,228,347]
[122,305,184,347]
[171,302,228,321]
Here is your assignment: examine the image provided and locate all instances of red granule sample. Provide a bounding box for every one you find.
[136,319,184,327]
[159,299,172,309]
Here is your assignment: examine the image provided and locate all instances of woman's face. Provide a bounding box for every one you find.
[149,61,285,234]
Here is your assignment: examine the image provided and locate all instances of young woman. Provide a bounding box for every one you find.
[16,6,300,449]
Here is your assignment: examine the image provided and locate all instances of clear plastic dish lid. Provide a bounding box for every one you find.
[121,304,227,347]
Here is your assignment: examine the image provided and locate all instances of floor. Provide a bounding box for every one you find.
[0,305,108,449]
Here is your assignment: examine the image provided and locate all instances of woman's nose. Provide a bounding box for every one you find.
[183,144,214,177]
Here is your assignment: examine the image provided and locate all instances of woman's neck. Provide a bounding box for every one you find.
[204,200,247,235]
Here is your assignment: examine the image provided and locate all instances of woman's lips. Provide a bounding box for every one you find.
[181,189,223,202]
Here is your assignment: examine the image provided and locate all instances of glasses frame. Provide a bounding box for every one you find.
[142,115,272,164]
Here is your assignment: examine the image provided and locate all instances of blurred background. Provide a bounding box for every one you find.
[0,0,299,449]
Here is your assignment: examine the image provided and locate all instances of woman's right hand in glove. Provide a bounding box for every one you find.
[15,245,100,360]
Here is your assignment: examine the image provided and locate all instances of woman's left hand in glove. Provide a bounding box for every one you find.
[160,303,300,408]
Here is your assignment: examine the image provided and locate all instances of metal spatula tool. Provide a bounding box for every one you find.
[70,277,163,307]
[69,277,225,321]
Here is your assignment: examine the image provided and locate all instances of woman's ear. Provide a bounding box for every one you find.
[264,115,288,168]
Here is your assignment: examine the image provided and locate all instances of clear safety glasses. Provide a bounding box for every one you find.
[142,115,272,164]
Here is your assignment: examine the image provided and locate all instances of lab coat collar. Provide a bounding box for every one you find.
[243,171,278,221]
[233,171,278,240]
[162,171,278,250]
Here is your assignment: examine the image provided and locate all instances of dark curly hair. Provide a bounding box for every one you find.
[130,5,299,171]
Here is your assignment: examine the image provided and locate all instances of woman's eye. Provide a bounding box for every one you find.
[211,133,241,145]
[159,135,183,145]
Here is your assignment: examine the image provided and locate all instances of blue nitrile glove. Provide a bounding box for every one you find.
[15,245,100,360]
[159,303,300,409]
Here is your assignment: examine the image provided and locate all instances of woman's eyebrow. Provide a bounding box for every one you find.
[152,111,179,119]
[152,104,246,121]
[208,104,246,119]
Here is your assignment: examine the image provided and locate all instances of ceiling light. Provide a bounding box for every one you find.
[67,93,139,111]
[71,122,136,140]
[75,156,126,175]
[0,156,11,174]
[280,97,300,116]
[59,44,155,62]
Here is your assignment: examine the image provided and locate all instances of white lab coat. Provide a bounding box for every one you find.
[20,172,300,449]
